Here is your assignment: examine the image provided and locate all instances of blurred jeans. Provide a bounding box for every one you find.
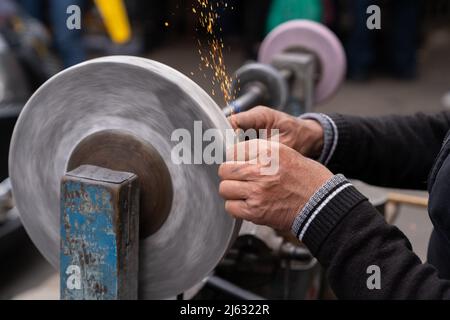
[18,0,86,67]
[346,0,420,79]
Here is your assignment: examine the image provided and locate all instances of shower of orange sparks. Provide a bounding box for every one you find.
[192,0,236,104]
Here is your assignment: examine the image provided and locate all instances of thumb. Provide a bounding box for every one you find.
[228,106,272,131]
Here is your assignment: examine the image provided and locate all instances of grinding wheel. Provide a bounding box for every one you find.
[258,20,346,104]
[9,56,240,299]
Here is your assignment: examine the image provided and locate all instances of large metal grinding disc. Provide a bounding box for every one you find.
[259,20,346,104]
[9,56,240,299]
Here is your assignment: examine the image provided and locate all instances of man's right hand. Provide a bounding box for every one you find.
[228,106,325,159]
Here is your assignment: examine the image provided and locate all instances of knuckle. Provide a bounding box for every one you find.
[248,197,263,210]
[250,183,261,194]
[253,106,268,113]
[265,175,280,187]
[248,165,262,177]
[246,198,256,210]
[241,202,251,216]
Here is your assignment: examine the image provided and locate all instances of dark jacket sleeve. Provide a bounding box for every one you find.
[296,180,450,299]
[327,112,450,190]
[320,200,450,299]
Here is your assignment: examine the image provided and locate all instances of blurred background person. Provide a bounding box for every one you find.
[17,0,86,67]
[345,0,421,80]
[266,0,322,33]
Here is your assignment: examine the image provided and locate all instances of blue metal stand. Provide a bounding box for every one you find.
[60,165,139,300]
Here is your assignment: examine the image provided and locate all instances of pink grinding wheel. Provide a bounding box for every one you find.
[259,20,346,104]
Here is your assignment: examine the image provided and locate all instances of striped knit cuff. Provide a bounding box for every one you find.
[300,113,338,165]
[291,174,367,255]
[324,114,353,172]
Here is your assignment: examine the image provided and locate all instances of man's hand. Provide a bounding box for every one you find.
[219,139,333,231]
[228,106,324,158]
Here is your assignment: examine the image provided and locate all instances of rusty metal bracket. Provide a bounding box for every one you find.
[60,165,139,300]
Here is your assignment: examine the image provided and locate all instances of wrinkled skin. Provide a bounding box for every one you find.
[228,106,325,158]
[219,136,333,232]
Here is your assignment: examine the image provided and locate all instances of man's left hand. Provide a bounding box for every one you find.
[218,140,333,231]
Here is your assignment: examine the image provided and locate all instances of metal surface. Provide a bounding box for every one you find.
[9,56,240,299]
[272,52,316,114]
[224,63,289,116]
[67,130,173,238]
[0,178,25,258]
[239,222,283,252]
[206,276,266,300]
[0,178,13,222]
[223,86,266,118]
[61,165,139,300]
[0,35,31,105]
[0,208,25,257]
[258,20,346,104]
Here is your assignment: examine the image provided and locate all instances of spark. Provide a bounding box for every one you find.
[192,0,235,104]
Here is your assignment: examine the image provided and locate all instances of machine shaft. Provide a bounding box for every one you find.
[223,68,293,117]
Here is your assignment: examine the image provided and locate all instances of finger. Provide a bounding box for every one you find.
[226,139,271,162]
[218,162,259,181]
[219,180,250,200]
[225,200,251,220]
[228,106,272,130]
[226,141,250,162]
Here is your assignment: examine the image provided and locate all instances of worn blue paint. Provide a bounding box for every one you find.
[60,165,139,300]
[60,180,119,300]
